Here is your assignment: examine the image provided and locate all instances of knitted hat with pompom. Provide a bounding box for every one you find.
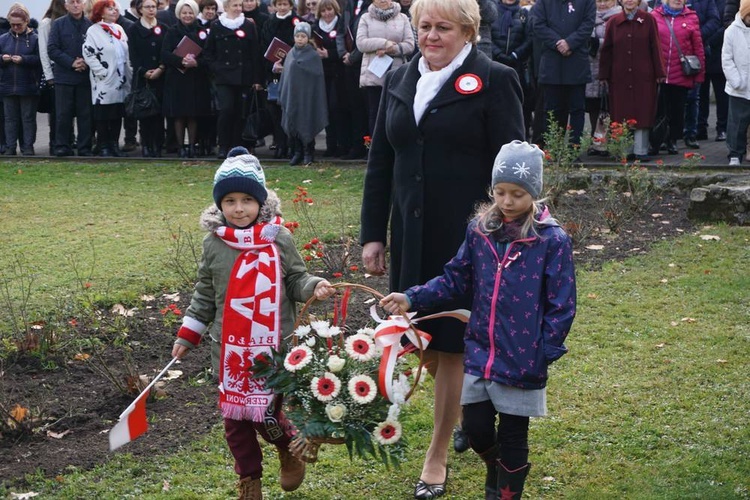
[213,146,267,208]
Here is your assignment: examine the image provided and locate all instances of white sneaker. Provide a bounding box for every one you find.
[729,157,741,166]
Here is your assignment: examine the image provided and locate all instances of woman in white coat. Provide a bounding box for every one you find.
[356,0,414,135]
[83,0,132,156]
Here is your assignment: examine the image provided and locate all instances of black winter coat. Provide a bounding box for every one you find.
[127,22,167,79]
[261,12,298,82]
[204,18,263,87]
[490,3,532,80]
[533,0,596,85]
[360,47,525,352]
[47,14,92,85]
[161,21,211,117]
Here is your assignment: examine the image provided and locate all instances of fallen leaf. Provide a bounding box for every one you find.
[655,343,666,349]
[681,317,697,323]
[661,221,671,224]
[651,213,663,218]
[10,492,39,499]
[47,429,72,439]
[668,263,676,267]
[587,293,598,299]
[111,304,136,317]
[140,294,156,302]
[163,480,171,492]
[163,292,181,301]
[542,476,556,482]
[670,321,678,326]
[73,353,91,361]
[700,235,720,241]
[716,359,728,364]
[660,279,668,283]
[302,179,313,184]
[10,404,28,423]
[163,370,183,381]
[585,245,605,250]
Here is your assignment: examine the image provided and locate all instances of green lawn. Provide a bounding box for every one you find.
[1,161,749,499]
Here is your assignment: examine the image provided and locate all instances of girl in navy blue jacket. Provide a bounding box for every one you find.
[381,140,576,500]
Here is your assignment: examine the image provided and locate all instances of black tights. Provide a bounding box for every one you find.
[463,400,530,469]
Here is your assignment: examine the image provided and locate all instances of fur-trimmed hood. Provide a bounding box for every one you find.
[199,188,282,232]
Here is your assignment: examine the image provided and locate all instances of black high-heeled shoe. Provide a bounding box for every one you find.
[414,473,447,499]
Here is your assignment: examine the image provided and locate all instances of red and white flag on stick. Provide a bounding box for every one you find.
[109,357,178,451]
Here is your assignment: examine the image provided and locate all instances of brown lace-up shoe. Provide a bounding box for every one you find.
[238,477,262,500]
[278,445,306,491]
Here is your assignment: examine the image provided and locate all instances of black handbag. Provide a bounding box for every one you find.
[665,19,701,76]
[37,78,55,114]
[649,85,669,148]
[125,77,160,119]
[242,90,273,143]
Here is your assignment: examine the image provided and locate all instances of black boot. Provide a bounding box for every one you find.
[453,424,470,453]
[303,141,315,164]
[496,462,530,499]
[289,138,304,165]
[478,446,499,500]
[666,140,678,155]
[179,145,189,158]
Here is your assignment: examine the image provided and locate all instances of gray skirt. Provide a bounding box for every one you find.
[461,373,547,417]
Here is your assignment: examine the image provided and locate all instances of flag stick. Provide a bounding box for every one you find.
[119,356,179,419]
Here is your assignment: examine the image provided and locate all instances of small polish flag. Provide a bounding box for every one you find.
[109,389,150,450]
[109,357,178,451]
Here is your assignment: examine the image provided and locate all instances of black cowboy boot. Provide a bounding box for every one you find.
[496,462,531,499]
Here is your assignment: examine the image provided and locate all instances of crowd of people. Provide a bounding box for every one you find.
[0,0,745,163]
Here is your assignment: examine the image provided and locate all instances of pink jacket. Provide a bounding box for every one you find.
[652,5,705,87]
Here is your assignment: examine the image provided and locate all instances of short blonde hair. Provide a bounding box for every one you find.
[410,0,480,44]
[176,0,199,15]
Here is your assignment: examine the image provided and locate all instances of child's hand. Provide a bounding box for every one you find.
[172,343,189,359]
[314,280,336,300]
[380,293,410,315]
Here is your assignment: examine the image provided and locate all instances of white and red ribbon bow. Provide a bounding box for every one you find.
[371,307,471,402]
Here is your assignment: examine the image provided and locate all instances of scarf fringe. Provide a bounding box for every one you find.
[220,402,269,422]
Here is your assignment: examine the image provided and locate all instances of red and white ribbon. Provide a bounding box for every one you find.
[371,308,470,402]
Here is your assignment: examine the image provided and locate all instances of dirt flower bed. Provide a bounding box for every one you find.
[0,187,695,489]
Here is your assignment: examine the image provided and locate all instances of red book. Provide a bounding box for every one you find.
[264,37,292,62]
[173,35,202,58]
[344,26,354,53]
[173,36,202,74]
[311,30,325,48]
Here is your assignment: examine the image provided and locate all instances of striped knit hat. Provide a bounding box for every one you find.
[213,147,267,208]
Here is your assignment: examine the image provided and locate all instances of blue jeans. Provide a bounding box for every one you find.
[3,95,38,153]
[683,84,700,139]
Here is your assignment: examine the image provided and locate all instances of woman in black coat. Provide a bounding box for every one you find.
[203,0,263,158]
[360,0,524,497]
[312,0,346,157]
[260,0,298,158]
[127,0,168,156]
[161,0,211,157]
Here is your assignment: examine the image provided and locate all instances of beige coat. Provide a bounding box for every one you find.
[356,3,415,88]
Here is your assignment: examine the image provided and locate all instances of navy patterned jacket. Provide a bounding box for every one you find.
[406,211,577,390]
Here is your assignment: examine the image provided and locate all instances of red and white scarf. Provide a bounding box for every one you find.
[216,219,283,421]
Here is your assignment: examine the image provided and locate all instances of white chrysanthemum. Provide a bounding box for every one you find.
[294,324,312,337]
[345,333,376,362]
[327,354,346,373]
[357,327,376,337]
[373,420,402,445]
[327,325,342,338]
[311,320,332,338]
[305,337,317,347]
[311,372,341,402]
[283,345,313,372]
[347,374,377,404]
[387,402,402,422]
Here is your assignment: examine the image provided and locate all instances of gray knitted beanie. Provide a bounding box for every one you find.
[491,140,544,198]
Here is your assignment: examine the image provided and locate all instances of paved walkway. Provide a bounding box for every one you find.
[5,107,749,170]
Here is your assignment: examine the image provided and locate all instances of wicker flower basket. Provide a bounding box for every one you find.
[281,282,425,463]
